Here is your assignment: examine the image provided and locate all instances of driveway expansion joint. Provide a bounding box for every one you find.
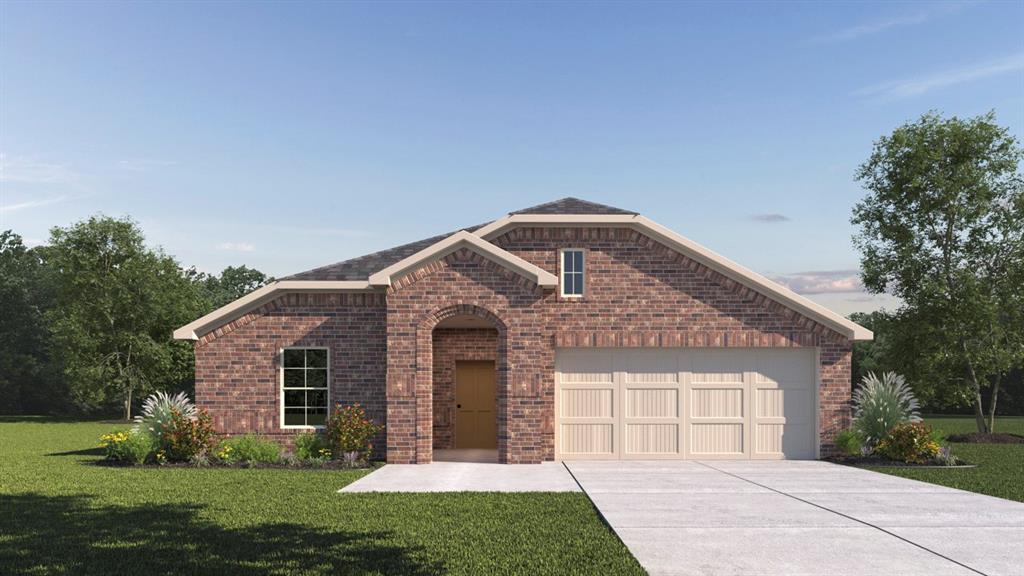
[695,461,989,576]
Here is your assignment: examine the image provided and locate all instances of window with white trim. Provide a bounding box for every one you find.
[281,348,329,427]
[560,248,585,297]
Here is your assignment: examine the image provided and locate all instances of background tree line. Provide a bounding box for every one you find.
[0,217,272,418]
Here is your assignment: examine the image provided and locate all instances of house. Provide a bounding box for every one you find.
[174,198,872,464]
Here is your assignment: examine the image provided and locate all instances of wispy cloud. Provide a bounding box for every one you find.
[749,213,790,223]
[856,53,1024,101]
[116,159,178,172]
[811,3,962,43]
[772,269,863,294]
[216,242,255,252]
[0,195,72,213]
[0,153,81,184]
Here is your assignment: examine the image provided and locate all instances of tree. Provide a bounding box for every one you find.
[42,216,207,419]
[0,231,66,414]
[195,265,273,309]
[852,111,1024,433]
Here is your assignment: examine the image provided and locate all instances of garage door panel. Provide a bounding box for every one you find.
[690,423,744,455]
[626,423,679,455]
[756,388,813,423]
[561,387,614,418]
[690,387,744,419]
[556,348,816,460]
[626,388,679,418]
[754,423,814,459]
[561,423,615,455]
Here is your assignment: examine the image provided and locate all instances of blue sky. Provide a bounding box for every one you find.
[2,1,1022,315]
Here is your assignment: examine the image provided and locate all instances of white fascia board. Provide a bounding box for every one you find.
[173,280,374,340]
[473,214,872,341]
[368,230,558,288]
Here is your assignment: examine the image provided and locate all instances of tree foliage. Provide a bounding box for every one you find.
[41,216,207,418]
[852,111,1024,433]
[0,216,274,417]
[193,265,273,310]
[0,232,65,413]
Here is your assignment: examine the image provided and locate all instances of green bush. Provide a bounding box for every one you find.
[99,430,155,465]
[325,403,383,462]
[216,434,281,464]
[293,432,330,460]
[852,371,921,449]
[160,409,218,462]
[834,429,863,457]
[876,422,942,464]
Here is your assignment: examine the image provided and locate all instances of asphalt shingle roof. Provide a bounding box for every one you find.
[282,198,635,281]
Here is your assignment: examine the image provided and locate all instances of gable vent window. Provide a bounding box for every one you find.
[560,249,585,297]
[281,348,329,428]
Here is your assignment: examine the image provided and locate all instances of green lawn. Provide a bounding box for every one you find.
[0,418,643,576]
[867,415,1024,503]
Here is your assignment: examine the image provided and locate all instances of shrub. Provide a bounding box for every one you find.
[134,391,197,443]
[876,422,941,464]
[833,429,864,457]
[100,429,155,465]
[293,432,328,460]
[325,403,383,462]
[216,434,281,464]
[852,371,921,449]
[160,409,217,462]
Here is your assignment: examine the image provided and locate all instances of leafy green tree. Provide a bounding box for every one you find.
[852,111,1024,433]
[195,265,273,309]
[42,216,207,419]
[0,231,66,414]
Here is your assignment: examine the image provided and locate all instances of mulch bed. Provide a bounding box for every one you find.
[946,432,1024,444]
[825,455,975,468]
[95,459,377,470]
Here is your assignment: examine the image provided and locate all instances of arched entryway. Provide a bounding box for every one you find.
[416,304,508,463]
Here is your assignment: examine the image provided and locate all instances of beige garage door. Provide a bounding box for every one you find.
[555,348,817,460]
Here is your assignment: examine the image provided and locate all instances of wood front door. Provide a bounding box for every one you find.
[455,360,497,449]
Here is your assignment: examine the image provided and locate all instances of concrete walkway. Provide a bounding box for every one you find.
[339,461,580,492]
[566,460,1024,576]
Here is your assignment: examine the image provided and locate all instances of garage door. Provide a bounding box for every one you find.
[554,348,817,460]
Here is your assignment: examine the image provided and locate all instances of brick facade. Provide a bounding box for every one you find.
[192,226,853,462]
[193,292,387,451]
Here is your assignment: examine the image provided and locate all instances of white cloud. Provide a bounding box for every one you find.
[772,269,863,294]
[812,3,962,43]
[0,195,71,213]
[216,242,255,252]
[0,153,80,184]
[855,53,1024,101]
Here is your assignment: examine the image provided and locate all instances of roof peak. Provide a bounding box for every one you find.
[510,197,637,216]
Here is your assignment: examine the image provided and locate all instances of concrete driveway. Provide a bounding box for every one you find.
[566,460,1024,576]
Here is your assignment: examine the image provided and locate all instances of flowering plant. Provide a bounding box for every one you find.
[876,422,942,464]
[325,403,383,463]
[99,429,154,465]
[160,408,217,462]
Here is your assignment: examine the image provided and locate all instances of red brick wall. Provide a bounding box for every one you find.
[193,292,387,451]
[431,328,499,449]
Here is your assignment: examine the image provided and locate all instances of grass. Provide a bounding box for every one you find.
[0,418,643,575]
[866,414,1024,503]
